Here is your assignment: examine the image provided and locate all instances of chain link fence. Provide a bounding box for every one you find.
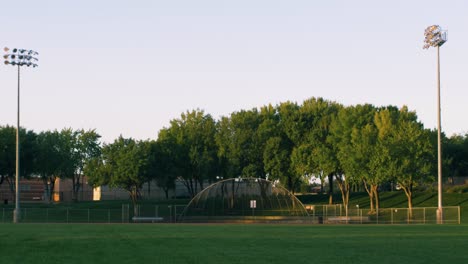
[0,204,187,223]
[305,204,460,224]
[0,205,461,224]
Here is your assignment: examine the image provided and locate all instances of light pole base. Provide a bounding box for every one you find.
[13,209,20,223]
[436,208,443,224]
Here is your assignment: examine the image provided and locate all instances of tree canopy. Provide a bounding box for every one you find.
[2,97,467,213]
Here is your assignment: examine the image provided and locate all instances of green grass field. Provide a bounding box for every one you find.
[1,224,467,264]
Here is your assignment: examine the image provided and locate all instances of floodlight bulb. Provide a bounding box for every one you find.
[3,47,9,52]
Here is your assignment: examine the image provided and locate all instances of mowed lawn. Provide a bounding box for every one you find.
[1,224,467,264]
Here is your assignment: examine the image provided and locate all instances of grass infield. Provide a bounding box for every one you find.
[1,224,467,264]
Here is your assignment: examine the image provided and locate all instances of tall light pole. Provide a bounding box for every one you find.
[423,25,447,224]
[3,47,39,223]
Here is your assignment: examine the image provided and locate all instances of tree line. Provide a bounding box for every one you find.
[1,97,468,215]
[0,127,100,202]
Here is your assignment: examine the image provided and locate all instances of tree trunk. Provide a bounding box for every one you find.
[6,176,15,200]
[130,187,139,217]
[336,175,349,219]
[72,175,82,202]
[401,183,413,219]
[373,185,380,212]
[328,174,333,205]
[198,178,204,192]
[189,178,195,197]
[407,193,413,220]
[363,180,375,214]
[164,188,169,200]
[42,177,56,203]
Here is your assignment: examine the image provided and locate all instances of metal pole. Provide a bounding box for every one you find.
[437,45,443,224]
[13,65,21,224]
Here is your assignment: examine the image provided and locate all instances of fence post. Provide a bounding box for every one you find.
[67,209,69,223]
[376,209,379,225]
[155,205,158,217]
[423,208,426,224]
[108,209,110,223]
[391,209,393,224]
[458,206,461,225]
[88,209,90,223]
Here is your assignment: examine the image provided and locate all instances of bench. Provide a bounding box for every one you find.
[132,216,164,223]
[327,216,369,223]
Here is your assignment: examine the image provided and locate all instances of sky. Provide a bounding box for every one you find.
[1,0,467,143]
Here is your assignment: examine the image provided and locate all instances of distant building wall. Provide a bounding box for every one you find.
[53,176,94,202]
[92,179,197,201]
[0,178,44,202]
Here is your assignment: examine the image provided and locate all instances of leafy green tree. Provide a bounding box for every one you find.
[159,110,218,197]
[0,126,17,188]
[55,128,80,199]
[443,133,468,182]
[215,109,265,179]
[73,129,101,201]
[379,107,435,216]
[35,130,62,202]
[263,136,298,191]
[332,104,385,213]
[293,98,342,204]
[53,128,101,201]
[148,140,177,199]
[85,137,151,215]
[0,126,36,197]
[328,105,376,216]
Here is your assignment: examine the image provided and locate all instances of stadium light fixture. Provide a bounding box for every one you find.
[423,25,447,224]
[3,47,39,223]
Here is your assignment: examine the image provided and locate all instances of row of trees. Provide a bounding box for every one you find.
[1,97,468,215]
[85,97,467,216]
[0,127,100,202]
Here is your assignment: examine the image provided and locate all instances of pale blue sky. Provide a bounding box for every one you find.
[1,0,467,143]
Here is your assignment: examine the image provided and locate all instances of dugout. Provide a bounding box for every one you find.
[179,178,310,223]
